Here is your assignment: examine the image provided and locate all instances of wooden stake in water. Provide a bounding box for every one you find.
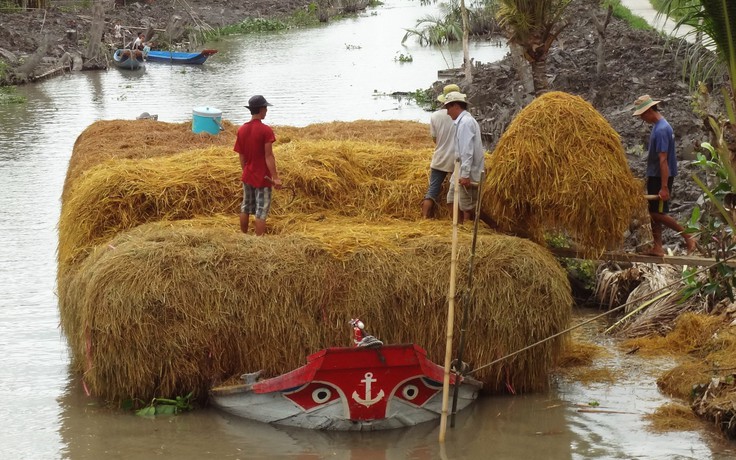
[439,160,461,443]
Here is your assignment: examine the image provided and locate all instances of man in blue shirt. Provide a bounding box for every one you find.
[633,95,695,256]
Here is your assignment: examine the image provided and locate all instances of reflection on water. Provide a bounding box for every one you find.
[0,0,735,458]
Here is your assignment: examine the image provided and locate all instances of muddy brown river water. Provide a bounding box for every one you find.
[0,1,734,458]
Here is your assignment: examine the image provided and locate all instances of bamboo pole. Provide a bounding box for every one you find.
[450,171,484,427]
[603,290,671,334]
[439,160,461,443]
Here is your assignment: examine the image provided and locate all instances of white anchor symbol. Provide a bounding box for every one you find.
[351,372,385,407]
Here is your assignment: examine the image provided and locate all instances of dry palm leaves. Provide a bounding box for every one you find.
[483,91,646,255]
[595,263,701,338]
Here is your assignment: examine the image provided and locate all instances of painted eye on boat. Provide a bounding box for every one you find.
[394,378,441,406]
[402,384,419,401]
[312,387,332,404]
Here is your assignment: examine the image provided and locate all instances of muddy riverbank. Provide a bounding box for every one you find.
[0,0,324,83]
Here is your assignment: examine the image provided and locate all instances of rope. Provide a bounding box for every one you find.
[466,251,736,376]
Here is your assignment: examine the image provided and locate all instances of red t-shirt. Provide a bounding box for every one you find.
[234,119,276,188]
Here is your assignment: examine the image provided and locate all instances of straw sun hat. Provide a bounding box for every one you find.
[632,94,661,116]
[437,84,461,103]
[442,91,468,107]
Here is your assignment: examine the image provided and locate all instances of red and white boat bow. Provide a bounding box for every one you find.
[210,343,482,430]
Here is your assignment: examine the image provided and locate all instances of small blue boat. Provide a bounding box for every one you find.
[113,49,145,70]
[145,49,218,65]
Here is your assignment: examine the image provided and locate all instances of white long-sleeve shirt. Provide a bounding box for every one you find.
[453,110,484,182]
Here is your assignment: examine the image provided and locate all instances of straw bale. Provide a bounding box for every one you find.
[65,120,237,195]
[58,140,435,270]
[60,217,571,403]
[483,91,646,255]
[58,146,241,271]
[273,120,434,149]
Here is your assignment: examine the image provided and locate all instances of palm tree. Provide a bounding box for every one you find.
[495,0,572,95]
[659,1,735,136]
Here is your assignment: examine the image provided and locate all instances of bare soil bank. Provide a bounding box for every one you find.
[0,0,314,79]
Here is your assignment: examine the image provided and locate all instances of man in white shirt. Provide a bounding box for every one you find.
[421,84,461,218]
[443,91,494,226]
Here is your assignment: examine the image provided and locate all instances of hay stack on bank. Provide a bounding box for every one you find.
[61,218,571,402]
[484,91,646,254]
[59,118,575,403]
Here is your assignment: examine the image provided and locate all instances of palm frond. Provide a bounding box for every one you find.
[699,0,736,93]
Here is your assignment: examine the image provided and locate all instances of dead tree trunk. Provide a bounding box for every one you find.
[10,34,49,82]
[460,0,472,86]
[83,0,107,70]
[592,5,612,76]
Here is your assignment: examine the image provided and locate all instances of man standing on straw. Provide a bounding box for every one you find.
[422,83,461,219]
[234,94,282,236]
[633,94,695,256]
[442,91,494,226]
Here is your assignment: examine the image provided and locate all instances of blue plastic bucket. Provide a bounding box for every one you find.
[192,106,223,134]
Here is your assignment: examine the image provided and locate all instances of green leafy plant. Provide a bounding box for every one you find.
[136,391,194,417]
[0,86,26,105]
[394,52,414,62]
[680,143,736,303]
[406,88,434,106]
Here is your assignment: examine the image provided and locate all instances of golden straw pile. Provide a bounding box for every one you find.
[57,110,646,403]
[62,218,571,401]
[484,91,646,255]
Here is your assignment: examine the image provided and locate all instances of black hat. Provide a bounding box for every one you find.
[245,95,272,109]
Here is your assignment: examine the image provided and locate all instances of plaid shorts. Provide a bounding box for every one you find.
[241,183,272,220]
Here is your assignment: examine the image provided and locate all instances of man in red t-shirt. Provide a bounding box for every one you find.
[234,95,282,235]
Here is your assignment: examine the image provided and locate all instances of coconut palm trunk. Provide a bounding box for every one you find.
[496,0,571,97]
[530,59,548,93]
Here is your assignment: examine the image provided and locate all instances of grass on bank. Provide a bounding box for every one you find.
[604,0,654,31]
[203,1,384,41]
[0,86,26,104]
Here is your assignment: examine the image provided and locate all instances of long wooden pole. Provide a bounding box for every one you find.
[450,171,484,427]
[439,160,461,443]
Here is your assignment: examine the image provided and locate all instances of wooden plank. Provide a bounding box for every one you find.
[549,247,736,267]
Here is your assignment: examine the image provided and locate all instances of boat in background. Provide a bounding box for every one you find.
[209,319,482,430]
[112,49,145,70]
[145,49,218,65]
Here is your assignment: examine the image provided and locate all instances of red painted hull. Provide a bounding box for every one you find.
[210,344,482,430]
